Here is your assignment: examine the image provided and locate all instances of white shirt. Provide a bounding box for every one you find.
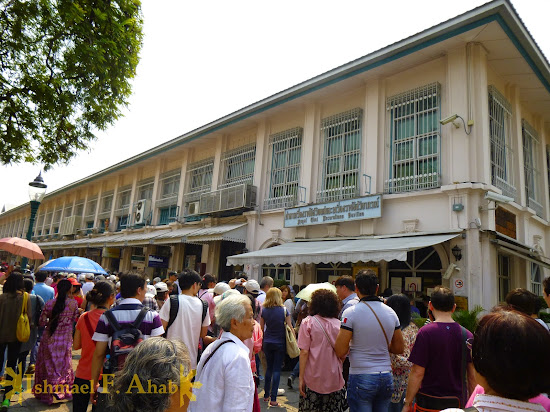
[536,318,550,331]
[443,394,547,412]
[256,290,266,304]
[190,331,254,412]
[81,281,94,295]
[159,294,210,369]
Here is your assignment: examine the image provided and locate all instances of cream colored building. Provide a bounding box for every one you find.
[2,0,550,311]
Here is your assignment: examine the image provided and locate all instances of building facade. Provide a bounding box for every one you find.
[2,0,550,311]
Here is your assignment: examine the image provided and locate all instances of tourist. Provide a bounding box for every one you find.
[261,287,292,407]
[17,278,44,375]
[280,285,295,319]
[0,273,31,411]
[190,294,255,411]
[256,276,273,305]
[109,337,191,412]
[154,282,169,309]
[385,294,418,412]
[33,279,80,405]
[72,281,115,412]
[298,289,346,412]
[198,274,216,330]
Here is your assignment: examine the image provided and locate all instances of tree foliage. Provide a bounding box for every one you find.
[0,0,143,169]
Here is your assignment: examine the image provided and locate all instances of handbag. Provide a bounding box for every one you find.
[284,308,300,358]
[16,291,30,342]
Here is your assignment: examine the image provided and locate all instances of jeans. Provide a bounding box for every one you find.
[291,359,299,379]
[263,342,285,402]
[30,327,44,365]
[347,372,393,412]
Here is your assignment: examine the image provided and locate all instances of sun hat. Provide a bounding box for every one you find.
[244,279,261,294]
[155,282,169,293]
[213,289,241,304]
[209,282,231,296]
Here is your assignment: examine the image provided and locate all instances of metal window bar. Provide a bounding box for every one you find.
[522,120,543,217]
[64,205,73,218]
[137,178,154,200]
[489,86,516,200]
[85,199,97,218]
[317,108,362,202]
[159,171,181,199]
[531,263,543,296]
[264,127,303,210]
[116,187,132,212]
[186,158,214,201]
[498,254,511,302]
[219,143,256,189]
[53,209,62,224]
[385,83,441,193]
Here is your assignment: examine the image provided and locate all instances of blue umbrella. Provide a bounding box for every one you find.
[39,256,108,275]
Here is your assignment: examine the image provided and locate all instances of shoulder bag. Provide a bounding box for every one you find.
[362,300,395,352]
[284,307,300,358]
[16,291,30,342]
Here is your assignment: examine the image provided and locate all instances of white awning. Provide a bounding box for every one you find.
[186,223,247,244]
[153,227,202,244]
[227,233,459,266]
[105,229,172,246]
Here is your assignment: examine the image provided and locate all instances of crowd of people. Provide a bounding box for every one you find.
[1,265,550,412]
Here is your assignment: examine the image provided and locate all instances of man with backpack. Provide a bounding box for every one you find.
[159,268,211,370]
[90,272,164,408]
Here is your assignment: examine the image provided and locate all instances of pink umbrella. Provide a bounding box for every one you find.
[0,237,45,260]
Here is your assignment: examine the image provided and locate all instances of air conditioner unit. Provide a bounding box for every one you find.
[135,199,148,224]
[60,216,82,235]
[186,201,200,216]
[199,184,257,214]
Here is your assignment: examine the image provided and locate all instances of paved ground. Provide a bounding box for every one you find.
[2,350,300,411]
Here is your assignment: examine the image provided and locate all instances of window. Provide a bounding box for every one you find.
[160,172,180,200]
[262,264,291,282]
[385,83,441,193]
[137,179,154,201]
[522,120,543,217]
[53,209,62,224]
[159,206,178,225]
[316,263,352,283]
[317,108,362,202]
[117,188,132,211]
[186,158,214,200]
[117,215,129,231]
[75,202,84,217]
[498,253,511,302]
[85,198,97,218]
[489,86,516,199]
[220,143,256,189]
[64,205,73,218]
[264,127,302,210]
[101,194,113,213]
[531,263,543,296]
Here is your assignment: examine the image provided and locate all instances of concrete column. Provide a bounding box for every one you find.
[94,185,104,230]
[206,241,221,278]
[128,169,139,223]
[509,85,525,207]
[252,120,268,206]
[364,80,379,195]
[109,177,121,232]
[171,243,185,272]
[150,159,162,226]
[177,151,189,214]
[300,103,318,204]
[211,136,225,191]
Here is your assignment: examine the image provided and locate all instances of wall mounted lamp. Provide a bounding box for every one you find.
[440,114,472,135]
[451,245,463,261]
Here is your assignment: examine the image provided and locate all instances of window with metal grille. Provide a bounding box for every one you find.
[64,205,73,218]
[117,188,132,211]
[385,83,441,193]
[522,120,543,217]
[220,143,256,189]
[317,108,362,203]
[489,86,516,200]
[53,209,62,224]
[137,179,154,201]
[75,202,84,217]
[101,194,113,213]
[531,262,543,296]
[117,215,129,231]
[186,158,214,200]
[262,264,291,282]
[264,127,303,210]
[498,253,511,302]
[159,205,178,225]
[160,171,180,199]
[85,199,97,218]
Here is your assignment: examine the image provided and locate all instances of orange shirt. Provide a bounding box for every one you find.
[75,308,105,380]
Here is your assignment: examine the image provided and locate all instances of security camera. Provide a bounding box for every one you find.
[484,191,514,203]
[440,114,458,125]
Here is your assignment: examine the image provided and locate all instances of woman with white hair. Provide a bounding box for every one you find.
[190,294,255,412]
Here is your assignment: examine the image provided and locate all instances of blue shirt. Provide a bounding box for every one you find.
[33,282,55,303]
[261,306,286,345]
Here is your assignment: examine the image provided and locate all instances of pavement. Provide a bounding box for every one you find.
[2,350,300,412]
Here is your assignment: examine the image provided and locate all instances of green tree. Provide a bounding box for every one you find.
[0,0,143,169]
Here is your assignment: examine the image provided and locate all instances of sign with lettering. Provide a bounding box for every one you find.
[284,195,382,228]
[148,255,170,268]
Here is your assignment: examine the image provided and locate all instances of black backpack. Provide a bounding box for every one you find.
[164,295,208,334]
[103,307,148,374]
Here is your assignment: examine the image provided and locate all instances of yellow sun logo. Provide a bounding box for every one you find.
[179,366,201,405]
[0,365,25,405]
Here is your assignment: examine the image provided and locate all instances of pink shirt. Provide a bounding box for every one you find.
[243,320,263,373]
[466,385,550,412]
[198,289,215,324]
[297,315,344,394]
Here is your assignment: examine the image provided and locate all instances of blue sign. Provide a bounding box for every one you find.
[148,255,170,268]
[284,195,382,228]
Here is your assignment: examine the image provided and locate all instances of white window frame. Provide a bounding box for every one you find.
[264,127,303,210]
[157,170,180,209]
[489,86,516,200]
[317,108,362,203]
[219,143,256,189]
[262,264,291,282]
[498,253,512,302]
[137,179,154,201]
[116,187,132,212]
[522,120,543,217]
[186,158,214,201]
[385,83,441,193]
[85,198,97,219]
[531,262,543,296]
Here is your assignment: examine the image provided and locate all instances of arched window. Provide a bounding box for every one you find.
[387,246,442,294]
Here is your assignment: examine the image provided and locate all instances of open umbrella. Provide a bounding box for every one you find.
[296,282,337,302]
[39,256,107,275]
[37,259,55,271]
[0,237,45,260]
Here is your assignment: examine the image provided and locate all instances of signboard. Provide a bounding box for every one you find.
[148,255,170,268]
[102,247,120,259]
[390,277,402,295]
[405,277,421,293]
[452,276,468,297]
[131,255,146,264]
[455,296,468,311]
[284,195,382,228]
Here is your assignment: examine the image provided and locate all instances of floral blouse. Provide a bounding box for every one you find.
[390,321,419,403]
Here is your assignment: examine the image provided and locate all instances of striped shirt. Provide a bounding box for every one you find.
[92,298,164,345]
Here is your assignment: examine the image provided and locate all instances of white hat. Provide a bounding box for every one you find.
[85,273,95,280]
[153,277,161,284]
[209,282,230,296]
[108,275,117,282]
[244,279,261,294]
[155,282,169,293]
[78,274,87,282]
[146,284,156,298]
[213,289,241,304]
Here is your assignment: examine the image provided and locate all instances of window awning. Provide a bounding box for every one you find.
[36,240,71,250]
[186,223,247,244]
[153,227,202,244]
[226,233,459,266]
[493,234,550,269]
[105,229,172,246]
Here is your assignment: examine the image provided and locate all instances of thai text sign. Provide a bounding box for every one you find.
[284,195,382,227]
[148,255,169,268]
